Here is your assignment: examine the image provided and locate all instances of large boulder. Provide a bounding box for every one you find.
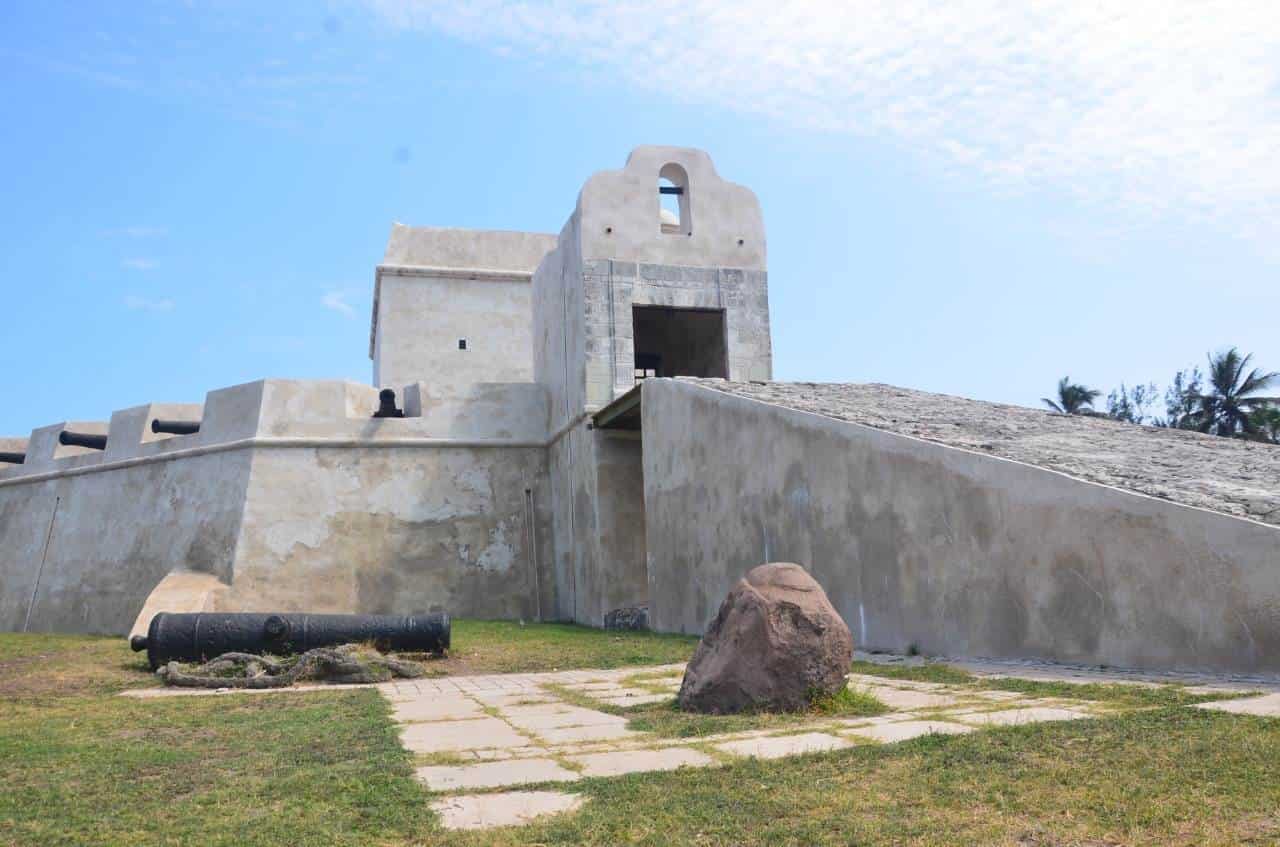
[677,563,853,714]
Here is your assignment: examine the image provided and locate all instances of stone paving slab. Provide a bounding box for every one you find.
[472,745,549,760]
[835,713,923,728]
[510,711,627,731]
[715,732,851,760]
[505,705,627,731]
[416,758,580,791]
[843,720,974,743]
[845,673,950,692]
[431,791,584,830]
[392,697,484,723]
[400,717,530,753]
[468,690,558,706]
[948,707,1092,726]
[596,692,674,707]
[500,701,588,716]
[1193,693,1280,716]
[855,686,966,710]
[968,690,1028,702]
[568,746,714,777]
[536,723,640,744]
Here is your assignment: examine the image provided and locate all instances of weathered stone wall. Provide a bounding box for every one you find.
[0,378,557,635]
[582,260,772,406]
[0,451,250,635]
[642,379,1280,676]
[371,225,556,389]
[221,443,554,621]
[534,147,773,624]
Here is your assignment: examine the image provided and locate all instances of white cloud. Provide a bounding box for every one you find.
[105,225,167,238]
[124,295,175,313]
[365,0,1280,242]
[122,257,158,270]
[322,289,358,317]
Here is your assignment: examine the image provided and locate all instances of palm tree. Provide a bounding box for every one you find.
[1191,348,1279,437]
[1247,405,1280,444]
[1042,377,1102,415]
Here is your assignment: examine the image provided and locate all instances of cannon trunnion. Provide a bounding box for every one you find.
[131,611,451,669]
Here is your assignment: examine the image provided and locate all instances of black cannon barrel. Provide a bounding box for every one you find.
[372,388,405,418]
[0,451,24,464]
[130,611,450,669]
[151,418,201,435]
[59,430,107,450]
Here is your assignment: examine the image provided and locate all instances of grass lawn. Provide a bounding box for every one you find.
[549,683,890,739]
[849,659,1248,709]
[2,627,1277,846]
[427,619,697,675]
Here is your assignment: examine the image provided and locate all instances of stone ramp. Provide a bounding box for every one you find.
[684,379,1280,527]
[640,378,1280,676]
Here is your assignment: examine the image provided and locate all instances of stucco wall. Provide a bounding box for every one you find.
[371,226,556,389]
[221,443,554,621]
[373,272,535,389]
[533,148,773,624]
[642,379,1280,676]
[0,378,558,634]
[0,451,250,635]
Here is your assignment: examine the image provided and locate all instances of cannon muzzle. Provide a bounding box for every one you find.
[131,611,451,669]
[151,419,201,436]
[372,388,405,418]
[0,451,24,464]
[59,430,107,450]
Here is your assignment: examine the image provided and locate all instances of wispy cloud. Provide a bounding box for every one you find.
[365,0,1280,243]
[0,47,141,90]
[105,225,167,238]
[321,289,358,317]
[124,295,175,313]
[122,258,158,270]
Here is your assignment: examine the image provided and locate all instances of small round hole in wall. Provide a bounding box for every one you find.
[605,226,613,234]
[737,238,744,246]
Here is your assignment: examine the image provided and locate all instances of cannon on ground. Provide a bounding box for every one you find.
[130,611,450,669]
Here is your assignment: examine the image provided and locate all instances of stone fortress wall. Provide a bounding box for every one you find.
[0,378,556,634]
[639,379,1280,676]
[1,145,1276,679]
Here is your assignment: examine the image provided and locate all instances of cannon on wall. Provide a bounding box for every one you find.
[130,611,450,669]
[151,419,201,435]
[0,452,24,464]
[59,430,108,450]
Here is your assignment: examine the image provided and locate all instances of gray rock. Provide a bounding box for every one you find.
[603,605,650,631]
[677,563,853,714]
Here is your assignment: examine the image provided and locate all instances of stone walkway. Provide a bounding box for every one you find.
[376,662,1275,831]
[124,660,1280,832]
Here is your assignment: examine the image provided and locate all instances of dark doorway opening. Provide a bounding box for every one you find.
[632,306,727,380]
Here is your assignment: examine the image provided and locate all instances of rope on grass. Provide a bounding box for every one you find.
[157,643,426,689]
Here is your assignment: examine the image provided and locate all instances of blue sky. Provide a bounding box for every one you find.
[2,1,1278,436]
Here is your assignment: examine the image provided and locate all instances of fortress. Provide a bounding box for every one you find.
[2,147,1277,676]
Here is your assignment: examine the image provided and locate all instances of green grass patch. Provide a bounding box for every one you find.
[0,688,435,847]
[0,624,697,844]
[459,708,1280,846]
[3,631,1276,846]
[617,686,889,739]
[0,633,155,700]
[975,676,1255,708]
[433,620,697,676]
[848,658,976,685]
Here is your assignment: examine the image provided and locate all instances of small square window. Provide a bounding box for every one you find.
[458,339,467,350]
